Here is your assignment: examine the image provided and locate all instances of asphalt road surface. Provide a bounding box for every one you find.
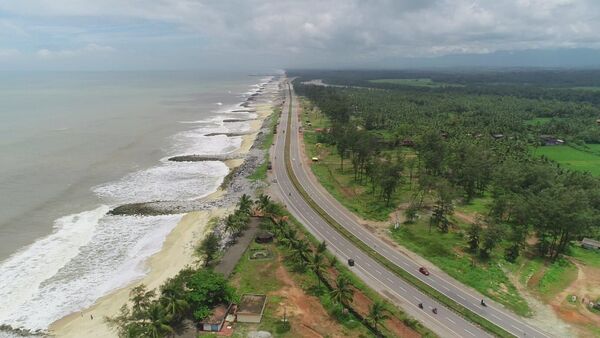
[271,79,553,338]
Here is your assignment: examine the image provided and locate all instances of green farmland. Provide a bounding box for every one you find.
[369,78,463,88]
[533,145,600,176]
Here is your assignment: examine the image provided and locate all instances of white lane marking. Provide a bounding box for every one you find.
[456,294,466,301]
[386,277,394,283]
[398,286,406,292]
[375,270,382,275]
[446,317,455,324]
[511,325,524,333]
[490,313,501,321]
[464,329,476,336]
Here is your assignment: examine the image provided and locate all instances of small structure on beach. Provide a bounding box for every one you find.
[237,294,267,323]
[582,238,600,250]
[255,231,274,244]
[199,303,233,332]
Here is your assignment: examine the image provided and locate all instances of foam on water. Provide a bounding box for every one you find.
[0,212,181,331]
[0,206,109,329]
[93,160,229,204]
[170,130,243,157]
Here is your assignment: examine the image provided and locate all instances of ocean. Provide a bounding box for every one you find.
[0,71,273,334]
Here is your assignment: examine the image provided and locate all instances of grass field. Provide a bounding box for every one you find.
[524,117,554,126]
[570,245,600,267]
[368,78,463,88]
[571,86,600,92]
[533,145,600,176]
[389,220,532,317]
[455,194,492,215]
[537,258,578,302]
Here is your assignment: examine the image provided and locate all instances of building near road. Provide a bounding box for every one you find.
[200,303,233,332]
[581,238,600,250]
[236,294,267,323]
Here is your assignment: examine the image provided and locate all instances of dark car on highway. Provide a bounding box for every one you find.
[419,267,430,276]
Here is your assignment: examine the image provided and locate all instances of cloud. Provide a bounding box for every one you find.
[36,43,115,59]
[2,0,600,68]
[0,49,20,58]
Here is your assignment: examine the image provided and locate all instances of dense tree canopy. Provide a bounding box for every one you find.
[292,69,600,261]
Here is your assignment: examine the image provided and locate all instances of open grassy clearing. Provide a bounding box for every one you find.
[368,78,463,88]
[389,219,532,317]
[533,145,600,176]
[455,194,492,216]
[537,258,578,302]
[524,117,554,126]
[570,246,600,267]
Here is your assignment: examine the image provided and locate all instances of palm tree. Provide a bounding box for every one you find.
[310,252,326,287]
[237,194,253,215]
[142,303,174,338]
[159,284,189,321]
[316,240,327,254]
[292,239,311,262]
[330,275,354,307]
[256,194,272,216]
[366,301,389,334]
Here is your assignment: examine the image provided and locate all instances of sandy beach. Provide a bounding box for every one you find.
[49,83,280,337]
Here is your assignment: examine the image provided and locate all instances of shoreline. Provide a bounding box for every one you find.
[48,79,282,337]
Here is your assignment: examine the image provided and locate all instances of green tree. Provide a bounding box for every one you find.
[316,240,327,254]
[141,303,174,338]
[330,275,354,307]
[237,194,253,215]
[480,224,503,259]
[466,221,482,253]
[159,281,189,322]
[185,270,235,321]
[196,232,220,267]
[429,180,454,233]
[256,194,273,216]
[366,301,389,335]
[310,252,327,287]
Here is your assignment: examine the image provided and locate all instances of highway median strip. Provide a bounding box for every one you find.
[282,84,514,338]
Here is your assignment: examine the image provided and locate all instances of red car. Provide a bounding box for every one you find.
[419,267,430,276]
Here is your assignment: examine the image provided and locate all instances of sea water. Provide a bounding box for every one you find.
[0,71,273,334]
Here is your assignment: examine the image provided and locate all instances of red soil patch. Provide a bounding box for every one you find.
[349,283,420,338]
[271,259,354,338]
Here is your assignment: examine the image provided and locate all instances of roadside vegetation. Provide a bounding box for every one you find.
[249,196,434,337]
[289,69,600,332]
[249,106,281,181]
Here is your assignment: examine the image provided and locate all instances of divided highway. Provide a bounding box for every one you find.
[272,79,553,338]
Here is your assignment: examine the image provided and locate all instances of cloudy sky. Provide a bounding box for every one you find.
[1,0,600,70]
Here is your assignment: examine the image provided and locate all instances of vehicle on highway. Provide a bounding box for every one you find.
[432,308,437,314]
[419,267,430,276]
[347,258,355,266]
[418,303,423,309]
